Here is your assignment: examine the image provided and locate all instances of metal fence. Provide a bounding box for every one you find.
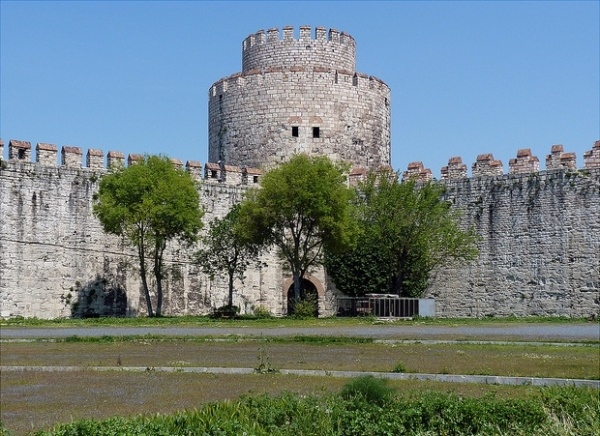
[337,295,421,318]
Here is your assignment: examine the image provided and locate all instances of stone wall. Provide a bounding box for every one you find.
[0,142,333,319]
[2,140,599,319]
[421,144,600,318]
[209,26,391,171]
[242,26,356,73]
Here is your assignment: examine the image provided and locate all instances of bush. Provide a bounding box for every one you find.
[340,375,396,406]
[291,294,318,319]
[252,305,272,319]
[33,387,600,435]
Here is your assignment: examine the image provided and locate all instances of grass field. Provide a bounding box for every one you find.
[1,317,598,435]
[2,338,598,379]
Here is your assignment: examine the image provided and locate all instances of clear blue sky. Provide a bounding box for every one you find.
[1,1,598,178]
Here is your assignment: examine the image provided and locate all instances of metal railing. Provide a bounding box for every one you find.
[337,295,420,318]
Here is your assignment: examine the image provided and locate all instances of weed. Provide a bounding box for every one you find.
[255,346,278,374]
[392,361,407,373]
[340,375,396,406]
[252,305,272,319]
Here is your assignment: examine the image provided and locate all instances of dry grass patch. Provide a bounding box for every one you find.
[2,340,597,380]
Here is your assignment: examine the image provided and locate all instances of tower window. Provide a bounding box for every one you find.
[312,127,320,138]
[292,126,299,137]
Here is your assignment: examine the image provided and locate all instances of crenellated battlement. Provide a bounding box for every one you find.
[209,67,389,99]
[4,139,598,187]
[406,142,600,182]
[241,26,356,73]
[0,139,262,187]
[242,26,354,49]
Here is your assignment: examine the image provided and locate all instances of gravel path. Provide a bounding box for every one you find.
[1,323,599,341]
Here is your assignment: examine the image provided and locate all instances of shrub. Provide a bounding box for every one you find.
[252,305,272,319]
[340,375,396,406]
[392,361,407,373]
[292,294,318,319]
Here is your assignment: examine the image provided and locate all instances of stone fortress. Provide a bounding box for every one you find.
[209,26,391,171]
[0,26,599,319]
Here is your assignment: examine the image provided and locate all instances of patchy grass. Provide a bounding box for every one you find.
[1,318,597,435]
[2,370,590,436]
[2,339,598,380]
[2,371,597,436]
[0,314,594,328]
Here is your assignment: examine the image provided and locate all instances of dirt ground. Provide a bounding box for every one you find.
[2,339,598,435]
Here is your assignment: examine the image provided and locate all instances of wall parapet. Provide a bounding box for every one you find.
[209,67,389,99]
[1,139,264,186]
[241,25,356,73]
[583,140,600,168]
[4,139,599,187]
[406,142,600,182]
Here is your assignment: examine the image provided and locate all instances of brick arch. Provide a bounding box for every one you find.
[282,274,325,314]
[282,274,325,299]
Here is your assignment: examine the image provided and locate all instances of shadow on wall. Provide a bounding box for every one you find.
[65,275,129,318]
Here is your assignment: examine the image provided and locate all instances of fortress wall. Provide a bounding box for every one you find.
[0,160,141,318]
[1,141,599,319]
[208,69,391,170]
[0,146,291,319]
[426,168,600,318]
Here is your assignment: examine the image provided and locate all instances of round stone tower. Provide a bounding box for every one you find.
[208,26,391,170]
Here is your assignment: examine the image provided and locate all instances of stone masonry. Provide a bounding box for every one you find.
[208,26,391,171]
[0,141,337,319]
[403,143,600,318]
[1,140,598,319]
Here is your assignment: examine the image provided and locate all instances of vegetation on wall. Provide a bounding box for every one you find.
[92,155,204,317]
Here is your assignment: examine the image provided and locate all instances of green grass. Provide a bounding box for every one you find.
[25,385,600,436]
[2,369,597,435]
[1,314,595,328]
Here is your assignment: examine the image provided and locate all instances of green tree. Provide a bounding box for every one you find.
[195,204,260,313]
[93,155,204,316]
[237,154,357,309]
[326,171,478,297]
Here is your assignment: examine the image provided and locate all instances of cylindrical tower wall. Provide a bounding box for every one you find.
[242,26,356,72]
[208,26,390,171]
[208,69,391,170]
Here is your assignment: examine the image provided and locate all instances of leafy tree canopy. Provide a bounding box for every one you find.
[195,204,260,313]
[237,154,358,305]
[325,171,479,298]
[93,155,204,316]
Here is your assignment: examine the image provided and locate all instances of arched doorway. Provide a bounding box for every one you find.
[287,279,318,316]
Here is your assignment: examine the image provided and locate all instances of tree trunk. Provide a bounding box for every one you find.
[137,239,154,317]
[154,240,166,317]
[155,273,163,316]
[228,270,234,310]
[293,270,301,304]
[391,273,403,296]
